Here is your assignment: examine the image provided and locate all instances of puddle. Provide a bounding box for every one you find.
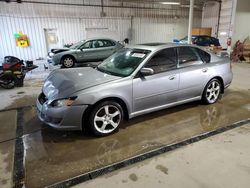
[1,90,250,187]
[156,165,168,175]
[7,95,37,110]
[17,91,25,95]
[0,141,15,188]
[129,173,138,181]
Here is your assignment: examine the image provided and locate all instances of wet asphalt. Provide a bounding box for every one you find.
[0,89,250,187]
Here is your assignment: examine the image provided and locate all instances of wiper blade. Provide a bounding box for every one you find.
[97,67,111,75]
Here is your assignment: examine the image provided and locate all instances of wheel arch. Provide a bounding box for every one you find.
[202,76,225,96]
[212,76,224,94]
[82,96,129,130]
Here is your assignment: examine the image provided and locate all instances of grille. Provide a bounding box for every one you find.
[39,92,48,105]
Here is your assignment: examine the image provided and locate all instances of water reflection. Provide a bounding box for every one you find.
[21,90,250,187]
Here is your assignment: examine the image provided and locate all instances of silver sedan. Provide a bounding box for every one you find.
[37,43,233,136]
[47,38,124,68]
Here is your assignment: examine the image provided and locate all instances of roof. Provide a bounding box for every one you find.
[85,37,116,41]
[126,42,195,52]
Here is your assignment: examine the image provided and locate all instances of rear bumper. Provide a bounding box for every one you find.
[223,72,233,90]
[36,97,88,130]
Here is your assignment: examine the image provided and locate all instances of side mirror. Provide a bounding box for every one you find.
[140,68,154,76]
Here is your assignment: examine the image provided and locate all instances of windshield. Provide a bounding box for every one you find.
[180,36,188,41]
[69,40,85,49]
[180,36,196,42]
[97,48,151,77]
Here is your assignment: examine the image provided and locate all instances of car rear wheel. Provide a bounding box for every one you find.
[202,78,221,104]
[89,101,124,136]
[62,56,75,68]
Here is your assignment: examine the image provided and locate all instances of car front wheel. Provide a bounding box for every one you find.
[89,101,124,136]
[62,56,75,68]
[202,78,221,104]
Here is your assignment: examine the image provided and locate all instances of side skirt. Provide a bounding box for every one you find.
[130,96,201,118]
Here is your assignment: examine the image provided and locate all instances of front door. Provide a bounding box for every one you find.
[132,48,180,114]
[76,40,96,62]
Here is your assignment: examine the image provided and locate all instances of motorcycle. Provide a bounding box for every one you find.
[0,56,38,89]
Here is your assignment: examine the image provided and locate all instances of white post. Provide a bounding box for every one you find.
[188,0,194,44]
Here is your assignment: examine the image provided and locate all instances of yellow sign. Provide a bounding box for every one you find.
[14,31,29,47]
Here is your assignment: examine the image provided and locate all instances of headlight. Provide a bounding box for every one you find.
[49,52,55,57]
[51,96,77,107]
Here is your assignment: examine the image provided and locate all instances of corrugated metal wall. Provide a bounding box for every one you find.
[133,16,201,44]
[201,0,236,49]
[0,0,202,60]
[202,1,220,36]
[0,16,131,60]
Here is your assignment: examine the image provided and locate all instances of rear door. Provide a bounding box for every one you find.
[100,40,116,59]
[177,47,210,101]
[133,48,180,113]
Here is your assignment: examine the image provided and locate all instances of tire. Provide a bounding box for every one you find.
[61,56,75,68]
[88,101,124,136]
[202,78,222,104]
[0,74,15,89]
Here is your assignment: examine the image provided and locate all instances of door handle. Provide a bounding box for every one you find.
[169,75,176,80]
[202,68,208,73]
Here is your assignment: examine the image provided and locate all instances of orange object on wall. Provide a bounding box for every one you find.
[192,28,212,36]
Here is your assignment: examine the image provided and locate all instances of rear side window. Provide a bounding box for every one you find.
[195,48,211,63]
[177,47,201,67]
[145,48,177,74]
[102,40,115,47]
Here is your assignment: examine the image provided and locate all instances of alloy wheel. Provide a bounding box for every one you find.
[94,105,121,134]
[205,80,221,104]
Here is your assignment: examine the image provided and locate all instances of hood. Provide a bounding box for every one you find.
[43,67,120,100]
[50,48,70,54]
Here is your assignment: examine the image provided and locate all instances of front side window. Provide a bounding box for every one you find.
[97,48,150,77]
[197,37,205,43]
[178,47,202,67]
[81,41,93,49]
[144,48,177,74]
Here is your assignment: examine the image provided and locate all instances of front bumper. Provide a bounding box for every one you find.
[47,56,60,66]
[36,95,88,130]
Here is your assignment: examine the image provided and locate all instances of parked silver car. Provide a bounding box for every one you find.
[47,38,124,68]
[37,43,233,136]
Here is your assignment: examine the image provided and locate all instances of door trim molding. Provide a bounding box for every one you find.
[130,96,201,118]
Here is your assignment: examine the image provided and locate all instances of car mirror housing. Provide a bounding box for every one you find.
[140,68,154,76]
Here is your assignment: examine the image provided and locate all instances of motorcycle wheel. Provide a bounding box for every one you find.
[0,75,16,89]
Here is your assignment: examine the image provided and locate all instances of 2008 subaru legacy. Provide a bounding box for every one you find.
[37,43,233,136]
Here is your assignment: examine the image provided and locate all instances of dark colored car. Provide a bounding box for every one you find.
[176,35,221,47]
